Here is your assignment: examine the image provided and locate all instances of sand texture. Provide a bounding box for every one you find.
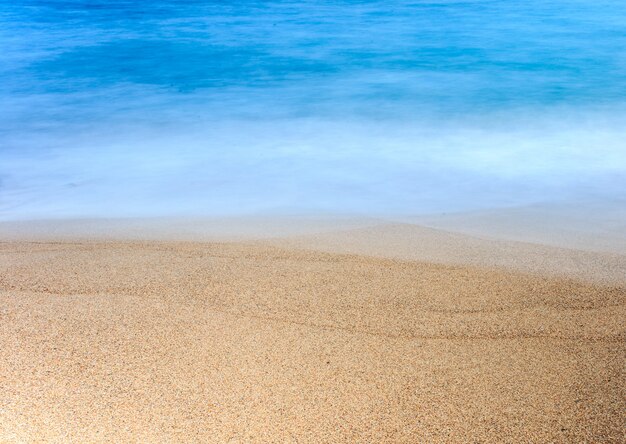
[276,224,626,287]
[3,213,625,286]
[1,226,625,442]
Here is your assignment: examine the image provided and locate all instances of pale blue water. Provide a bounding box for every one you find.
[2,0,625,218]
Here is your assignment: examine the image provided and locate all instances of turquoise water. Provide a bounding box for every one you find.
[2,0,625,218]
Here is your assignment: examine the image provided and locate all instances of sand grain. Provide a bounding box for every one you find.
[1,237,624,442]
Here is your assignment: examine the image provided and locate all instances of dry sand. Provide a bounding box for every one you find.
[1,218,625,442]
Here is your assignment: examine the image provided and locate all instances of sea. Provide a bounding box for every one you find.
[1,0,625,218]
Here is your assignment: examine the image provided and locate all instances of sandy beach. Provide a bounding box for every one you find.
[4,0,626,440]
[1,217,624,442]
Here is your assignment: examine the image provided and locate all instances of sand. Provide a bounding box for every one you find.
[1,218,625,442]
[407,201,626,255]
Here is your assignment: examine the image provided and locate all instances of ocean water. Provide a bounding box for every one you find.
[1,0,625,219]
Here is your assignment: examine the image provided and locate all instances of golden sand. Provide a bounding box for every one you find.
[1,231,624,443]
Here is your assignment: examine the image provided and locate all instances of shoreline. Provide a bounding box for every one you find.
[2,211,624,286]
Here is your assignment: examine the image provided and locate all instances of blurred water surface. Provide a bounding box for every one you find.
[1,0,626,218]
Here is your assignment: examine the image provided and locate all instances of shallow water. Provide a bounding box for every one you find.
[1,0,625,218]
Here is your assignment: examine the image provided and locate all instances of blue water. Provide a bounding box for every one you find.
[2,0,626,218]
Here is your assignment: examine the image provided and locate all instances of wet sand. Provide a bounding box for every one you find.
[1,219,624,442]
